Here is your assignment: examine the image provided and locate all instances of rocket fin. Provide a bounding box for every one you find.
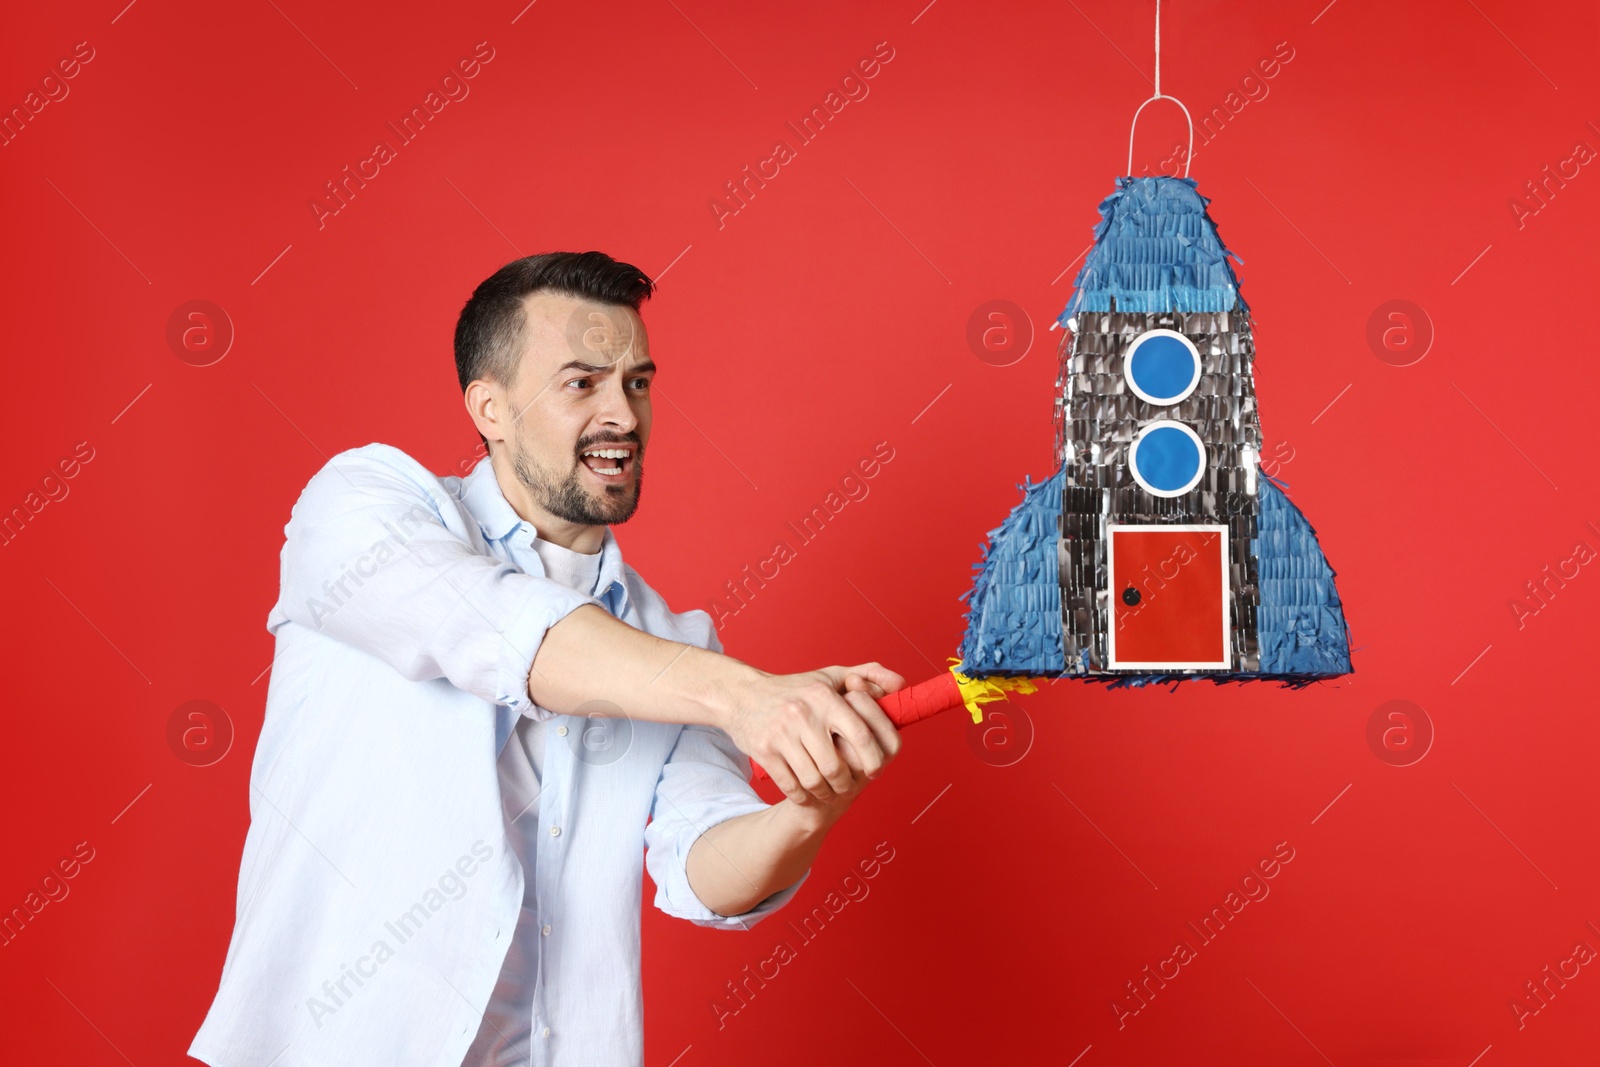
[956,467,1066,675]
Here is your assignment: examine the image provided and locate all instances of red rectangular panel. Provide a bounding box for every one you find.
[1107,525,1230,669]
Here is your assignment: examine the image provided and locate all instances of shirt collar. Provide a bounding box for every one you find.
[459,455,631,610]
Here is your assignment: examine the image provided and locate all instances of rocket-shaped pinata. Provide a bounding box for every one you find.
[957,175,1353,688]
[752,175,1353,781]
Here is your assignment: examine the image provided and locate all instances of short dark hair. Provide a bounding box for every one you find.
[454,250,655,395]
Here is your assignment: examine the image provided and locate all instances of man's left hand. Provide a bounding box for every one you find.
[783,668,902,829]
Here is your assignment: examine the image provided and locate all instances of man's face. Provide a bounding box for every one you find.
[496,292,654,528]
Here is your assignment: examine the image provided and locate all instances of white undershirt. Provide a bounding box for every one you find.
[461,533,601,1067]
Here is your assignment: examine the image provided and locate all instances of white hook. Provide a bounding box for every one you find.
[1127,94,1194,178]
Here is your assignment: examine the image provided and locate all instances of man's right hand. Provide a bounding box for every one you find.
[717,663,905,805]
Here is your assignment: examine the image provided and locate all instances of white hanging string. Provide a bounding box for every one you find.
[1155,0,1161,96]
[1127,0,1193,177]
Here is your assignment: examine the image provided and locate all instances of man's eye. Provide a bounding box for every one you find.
[628,377,651,390]
[566,378,591,390]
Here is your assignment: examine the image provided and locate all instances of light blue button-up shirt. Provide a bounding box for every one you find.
[189,443,805,1067]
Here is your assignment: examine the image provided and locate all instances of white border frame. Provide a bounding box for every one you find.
[1105,523,1232,671]
[1128,420,1207,498]
[1123,328,1202,406]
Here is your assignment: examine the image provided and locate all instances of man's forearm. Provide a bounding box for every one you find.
[532,604,905,807]
[528,604,752,728]
[685,802,838,917]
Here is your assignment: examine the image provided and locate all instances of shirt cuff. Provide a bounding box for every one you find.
[494,581,604,719]
[649,799,811,930]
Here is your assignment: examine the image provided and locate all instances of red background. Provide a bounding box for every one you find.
[3,1,1598,1064]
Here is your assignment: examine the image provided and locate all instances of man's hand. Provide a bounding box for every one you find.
[719,662,905,806]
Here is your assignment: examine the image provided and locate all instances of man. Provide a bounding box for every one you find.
[188,251,904,1067]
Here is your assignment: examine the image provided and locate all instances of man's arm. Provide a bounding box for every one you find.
[683,786,860,918]
[277,445,899,805]
[530,605,903,805]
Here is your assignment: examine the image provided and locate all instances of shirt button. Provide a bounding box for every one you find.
[542,1028,551,1038]
[541,924,551,936]
[556,726,568,737]
[549,826,561,837]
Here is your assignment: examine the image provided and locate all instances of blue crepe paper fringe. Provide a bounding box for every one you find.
[1057,176,1248,324]
[955,467,1066,675]
[1253,473,1352,676]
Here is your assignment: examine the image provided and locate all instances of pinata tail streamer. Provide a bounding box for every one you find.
[951,663,1039,723]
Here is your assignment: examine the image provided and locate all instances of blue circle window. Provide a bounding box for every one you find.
[1124,329,1201,406]
[1128,421,1206,497]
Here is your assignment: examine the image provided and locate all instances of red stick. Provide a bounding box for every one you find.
[750,672,966,782]
[875,671,966,727]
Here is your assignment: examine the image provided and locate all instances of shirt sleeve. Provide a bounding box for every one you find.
[270,443,600,718]
[643,721,809,930]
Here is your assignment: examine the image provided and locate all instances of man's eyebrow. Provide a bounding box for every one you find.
[554,358,657,375]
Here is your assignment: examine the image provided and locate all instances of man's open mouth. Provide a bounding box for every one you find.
[579,446,635,481]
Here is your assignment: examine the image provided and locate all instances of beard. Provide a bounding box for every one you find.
[509,433,643,527]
